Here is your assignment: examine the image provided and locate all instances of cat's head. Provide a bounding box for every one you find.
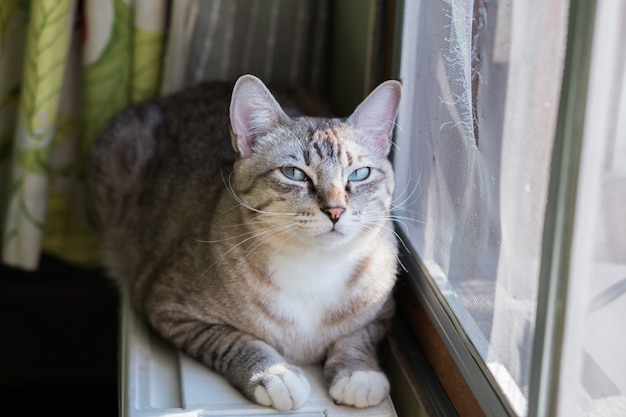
[228,74,402,250]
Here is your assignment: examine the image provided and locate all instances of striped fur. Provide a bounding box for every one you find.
[85,74,402,410]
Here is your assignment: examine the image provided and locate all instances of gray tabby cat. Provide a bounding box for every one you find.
[85,74,402,411]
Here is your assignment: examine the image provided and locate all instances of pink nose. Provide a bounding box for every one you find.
[322,206,346,224]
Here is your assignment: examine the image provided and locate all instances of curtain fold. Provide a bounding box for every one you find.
[2,0,76,269]
[0,0,167,270]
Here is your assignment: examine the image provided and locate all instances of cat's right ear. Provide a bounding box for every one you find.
[229,74,288,158]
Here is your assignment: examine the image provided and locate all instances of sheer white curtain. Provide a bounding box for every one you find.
[393,0,568,414]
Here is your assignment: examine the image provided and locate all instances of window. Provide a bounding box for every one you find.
[391,0,626,416]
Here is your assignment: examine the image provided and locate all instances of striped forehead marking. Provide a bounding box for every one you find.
[309,127,352,165]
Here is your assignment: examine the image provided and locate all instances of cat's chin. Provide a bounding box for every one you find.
[311,230,354,249]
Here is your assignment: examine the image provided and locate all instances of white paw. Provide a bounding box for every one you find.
[251,364,310,410]
[329,370,390,408]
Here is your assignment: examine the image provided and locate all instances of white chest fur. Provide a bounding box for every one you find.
[266,249,358,361]
[269,250,354,322]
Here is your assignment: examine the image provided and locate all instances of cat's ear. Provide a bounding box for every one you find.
[229,74,289,158]
[347,80,402,157]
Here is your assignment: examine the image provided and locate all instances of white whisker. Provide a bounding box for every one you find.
[197,220,296,278]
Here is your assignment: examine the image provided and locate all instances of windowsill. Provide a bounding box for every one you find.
[119,293,398,417]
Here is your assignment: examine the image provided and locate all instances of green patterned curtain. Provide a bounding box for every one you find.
[0,0,166,270]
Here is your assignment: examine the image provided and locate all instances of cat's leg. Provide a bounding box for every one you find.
[149,312,310,410]
[323,301,394,408]
[324,333,390,408]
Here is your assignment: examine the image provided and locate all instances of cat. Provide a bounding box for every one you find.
[85,74,402,411]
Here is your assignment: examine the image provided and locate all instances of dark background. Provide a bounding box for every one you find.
[0,254,119,416]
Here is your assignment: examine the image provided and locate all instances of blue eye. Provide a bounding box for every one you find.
[348,167,370,181]
[281,166,308,181]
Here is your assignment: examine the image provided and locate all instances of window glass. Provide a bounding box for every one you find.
[393,0,568,414]
[561,1,626,415]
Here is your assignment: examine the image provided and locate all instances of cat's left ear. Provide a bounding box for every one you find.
[230,74,289,158]
[347,80,402,157]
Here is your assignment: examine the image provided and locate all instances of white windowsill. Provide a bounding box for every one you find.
[119,295,398,417]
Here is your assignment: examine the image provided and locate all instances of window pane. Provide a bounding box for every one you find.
[393,1,568,414]
[561,1,626,415]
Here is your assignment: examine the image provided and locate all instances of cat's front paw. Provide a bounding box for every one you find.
[329,370,390,408]
[250,363,310,410]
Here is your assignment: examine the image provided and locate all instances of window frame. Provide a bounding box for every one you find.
[527,0,597,415]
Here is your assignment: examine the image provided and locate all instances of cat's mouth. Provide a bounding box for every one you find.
[317,227,347,243]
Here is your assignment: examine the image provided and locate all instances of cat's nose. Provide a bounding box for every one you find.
[322,206,346,224]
